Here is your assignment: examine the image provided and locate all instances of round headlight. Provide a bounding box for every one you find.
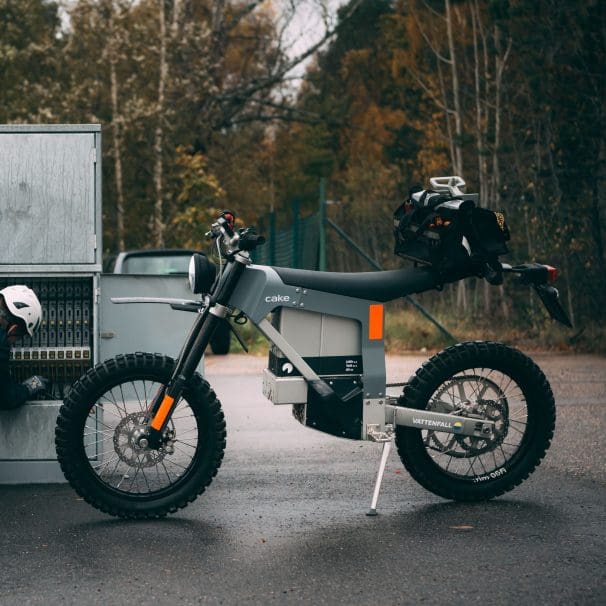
[188,253,216,294]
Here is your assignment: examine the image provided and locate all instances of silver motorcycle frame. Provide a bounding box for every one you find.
[115,252,494,445]
[226,258,494,443]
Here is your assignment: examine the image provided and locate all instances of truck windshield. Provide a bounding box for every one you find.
[121,254,190,275]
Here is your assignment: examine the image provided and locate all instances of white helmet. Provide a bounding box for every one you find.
[0,285,42,337]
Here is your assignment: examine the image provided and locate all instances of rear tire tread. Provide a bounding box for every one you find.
[395,341,555,501]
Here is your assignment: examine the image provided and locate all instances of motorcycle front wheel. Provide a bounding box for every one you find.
[56,353,226,518]
[395,341,555,501]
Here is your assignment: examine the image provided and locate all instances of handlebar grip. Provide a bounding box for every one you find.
[239,232,265,251]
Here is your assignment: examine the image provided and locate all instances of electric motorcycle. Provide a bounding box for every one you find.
[55,177,571,518]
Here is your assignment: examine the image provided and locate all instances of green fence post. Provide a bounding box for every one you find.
[319,178,327,271]
[269,210,276,266]
[292,197,300,268]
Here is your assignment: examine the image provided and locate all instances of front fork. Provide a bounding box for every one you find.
[144,257,246,448]
[143,310,220,448]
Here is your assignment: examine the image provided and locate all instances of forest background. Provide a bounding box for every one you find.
[1,0,604,351]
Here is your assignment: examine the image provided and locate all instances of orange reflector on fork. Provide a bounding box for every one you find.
[368,304,384,340]
[150,395,175,430]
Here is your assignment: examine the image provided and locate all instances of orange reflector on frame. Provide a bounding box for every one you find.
[368,304,384,340]
[150,395,175,430]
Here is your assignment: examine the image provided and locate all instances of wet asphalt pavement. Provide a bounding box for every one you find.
[1,353,604,605]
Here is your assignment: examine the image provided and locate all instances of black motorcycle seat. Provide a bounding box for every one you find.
[271,266,439,302]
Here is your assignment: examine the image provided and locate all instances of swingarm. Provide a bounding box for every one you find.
[384,403,494,438]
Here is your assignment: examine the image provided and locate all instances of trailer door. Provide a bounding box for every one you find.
[98,274,204,372]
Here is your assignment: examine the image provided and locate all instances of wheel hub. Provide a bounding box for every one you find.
[427,376,509,457]
[113,412,175,467]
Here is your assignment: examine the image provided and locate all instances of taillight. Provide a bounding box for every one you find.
[545,265,558,282]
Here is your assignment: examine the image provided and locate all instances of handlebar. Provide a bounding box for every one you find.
[207,210,236,239]
[206,210,265,254]
[238,229,265,251]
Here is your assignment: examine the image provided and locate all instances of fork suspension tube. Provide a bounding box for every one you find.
[170,311,208,380]
[178,258,247,379]
[147,257,247,439]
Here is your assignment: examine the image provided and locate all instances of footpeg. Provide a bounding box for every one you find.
[367,423,394,443]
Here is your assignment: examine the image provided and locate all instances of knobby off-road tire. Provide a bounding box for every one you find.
[56,353,226,518]
[395,341,555,501]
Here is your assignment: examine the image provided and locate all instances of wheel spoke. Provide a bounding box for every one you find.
[160,459,173,484]
[163,457,190,472]
[91,454,120,471]
[456,381,467,403]
[140,466,152,493]
[477,455,488,475]
[466,456,478,476]
[113,386,129,417]
[54,354,226,518]
[91,404,123,420]
[508,423,525,435]
[84,435,114,448]
[418,368,530,479]
[127,459,142,492]
[82,378,200,496]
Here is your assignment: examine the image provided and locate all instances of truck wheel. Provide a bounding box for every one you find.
[210,322,231,355]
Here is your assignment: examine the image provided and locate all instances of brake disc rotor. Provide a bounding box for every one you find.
[425,375,509,457]
[112,412,172,468]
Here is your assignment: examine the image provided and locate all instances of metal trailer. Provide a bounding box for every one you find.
[0,124,202,484]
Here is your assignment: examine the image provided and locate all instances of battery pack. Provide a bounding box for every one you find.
[265,307,364,439]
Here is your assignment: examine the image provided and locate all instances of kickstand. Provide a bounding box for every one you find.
[366,439,392,516]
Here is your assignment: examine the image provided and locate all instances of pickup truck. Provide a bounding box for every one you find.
[111,249,231,355]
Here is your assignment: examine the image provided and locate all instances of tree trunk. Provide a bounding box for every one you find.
[211,0,226,70]
[491,26,511,209]
[594,107,606,264]
[436,60,457,175]
[545,111,575,327]
[470,2,490,316]
[153,0,168,247]
[106,2,126,252]
[492,26,511,320]
[109,48,126,250]
[444,1,467,313]
[445,0,463,176]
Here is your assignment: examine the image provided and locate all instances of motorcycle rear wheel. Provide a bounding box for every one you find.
[55,353,226,518]
[395,341,555,501]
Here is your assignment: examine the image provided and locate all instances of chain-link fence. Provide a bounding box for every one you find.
[253,202,455,342]
[253,211,320,269]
